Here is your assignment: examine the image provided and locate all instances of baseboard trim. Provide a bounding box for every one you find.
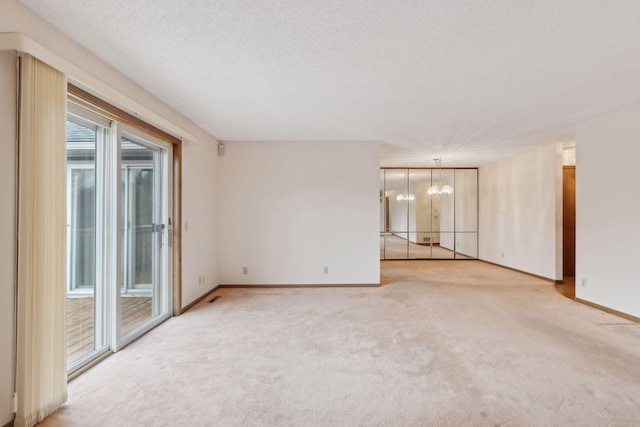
[479,259,556,283]
[179,285,221,314]
[574,298,640,324]
[218,283,380,288]
[179,283,380,314]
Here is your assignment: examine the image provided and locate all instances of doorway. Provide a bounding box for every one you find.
[563,166,576,277]
[66,105,173,373]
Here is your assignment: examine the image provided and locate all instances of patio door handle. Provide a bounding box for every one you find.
[153,223,166,247]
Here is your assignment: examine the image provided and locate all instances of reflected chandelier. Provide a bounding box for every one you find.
[396,193,415,201]
[427,157,453,196]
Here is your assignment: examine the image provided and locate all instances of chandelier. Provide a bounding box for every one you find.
[396,193,415,201]
[427,157,453,196]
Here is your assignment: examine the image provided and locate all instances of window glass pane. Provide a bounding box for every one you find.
[121,137,155,336]
[120,133,169,339]
[66,118,99,366]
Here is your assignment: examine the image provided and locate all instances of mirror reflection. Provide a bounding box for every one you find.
[380,168,478,260]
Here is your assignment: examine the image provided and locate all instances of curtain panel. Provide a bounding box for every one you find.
[15,54,68,427]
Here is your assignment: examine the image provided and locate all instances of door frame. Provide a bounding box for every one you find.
[66,85,183,372]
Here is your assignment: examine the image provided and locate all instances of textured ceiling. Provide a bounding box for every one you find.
[19,0,640,166]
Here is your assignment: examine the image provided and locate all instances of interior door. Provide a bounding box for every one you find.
[563,166,576,276]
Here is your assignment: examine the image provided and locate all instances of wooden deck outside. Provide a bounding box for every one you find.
[67,296,152,363]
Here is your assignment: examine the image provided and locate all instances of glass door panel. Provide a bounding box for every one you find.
[120,134,169,339]
[66,115,107,370]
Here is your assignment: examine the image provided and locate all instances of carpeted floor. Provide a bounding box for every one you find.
[40,261,640,426]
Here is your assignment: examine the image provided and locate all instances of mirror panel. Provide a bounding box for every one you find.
[432,233,455,259]
[385,232,408,259]
[384,170,408,259]
[408,169,431,258]
[386,170,408,235]
[455,169,478,232]
[455,233,478,259]
[434,169,455,233]
[380,167,478,260]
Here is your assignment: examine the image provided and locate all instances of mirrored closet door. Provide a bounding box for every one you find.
[380,168,478,260]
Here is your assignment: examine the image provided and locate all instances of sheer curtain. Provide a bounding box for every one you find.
[15,54,68,427]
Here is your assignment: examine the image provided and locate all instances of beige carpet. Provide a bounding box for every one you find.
[40,261,640,426]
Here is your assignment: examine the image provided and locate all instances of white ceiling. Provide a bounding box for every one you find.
[20,0,640,166]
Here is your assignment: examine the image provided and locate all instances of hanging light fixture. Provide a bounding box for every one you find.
[427,157,454,196]
[396,169,415,201]
[396,193,415,201]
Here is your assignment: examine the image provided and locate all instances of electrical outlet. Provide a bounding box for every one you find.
[581,278,587,288]
[198,275,205,285]
[501,252,504,259]
[324,266,329,274]
[242,266,248,275]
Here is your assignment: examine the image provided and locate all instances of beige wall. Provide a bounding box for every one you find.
[575,103,640,317]
[0,49,16,427]
[479,144,563,280]
[218,141,380,285]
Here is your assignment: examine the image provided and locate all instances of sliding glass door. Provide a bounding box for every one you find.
[66,104,172,373]
[119,129,171,344]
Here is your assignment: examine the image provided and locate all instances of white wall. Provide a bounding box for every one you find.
[0,0,219,310]
[219,141,380,285]
[575,104,640,318]
[181,142,218,304]
[479,144,562,280]
[0,49,16,427]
